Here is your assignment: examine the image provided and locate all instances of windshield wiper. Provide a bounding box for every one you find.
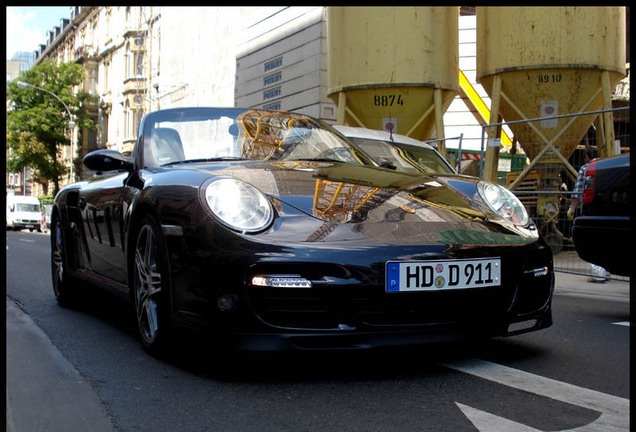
[163,157,245,166]
[288,157,344,163]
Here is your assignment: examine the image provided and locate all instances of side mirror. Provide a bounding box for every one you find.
[83,149,134,172]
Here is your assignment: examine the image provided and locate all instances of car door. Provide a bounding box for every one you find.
[80,171,131,286]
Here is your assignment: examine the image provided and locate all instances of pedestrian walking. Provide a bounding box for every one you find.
[567,148,610,283]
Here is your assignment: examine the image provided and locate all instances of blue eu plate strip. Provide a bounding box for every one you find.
[386,262,400,292]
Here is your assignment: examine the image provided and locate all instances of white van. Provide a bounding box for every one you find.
[6,194,42,232]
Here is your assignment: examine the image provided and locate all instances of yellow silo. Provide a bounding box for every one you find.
[477,6,626,182]
[327,7,459,156]
[476,6,626,249]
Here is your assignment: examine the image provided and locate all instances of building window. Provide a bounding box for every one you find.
[124,100,131,138]
[87,64,98,95]
[103,60,110,92]
[133,109,143,136]
[135,51,144,77]
[87,129,98,152]
[102,113,109,147]
[125,43,131,78]
[125,44,145,79]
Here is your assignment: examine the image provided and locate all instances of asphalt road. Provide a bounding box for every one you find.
[6,230,630,432]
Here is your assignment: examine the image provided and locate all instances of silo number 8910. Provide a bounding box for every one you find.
[538,74,562,84]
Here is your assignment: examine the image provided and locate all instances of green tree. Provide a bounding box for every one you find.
[7,59,98,196]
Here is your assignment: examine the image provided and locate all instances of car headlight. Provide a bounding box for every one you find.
[477,181,529,226]
[203,178,273,233]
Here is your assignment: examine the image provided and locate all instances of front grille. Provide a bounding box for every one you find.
[247,283,516,331]
[350,286,513,326]
[248,287,339,329]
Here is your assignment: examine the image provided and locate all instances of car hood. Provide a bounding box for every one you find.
[188,160,537,246]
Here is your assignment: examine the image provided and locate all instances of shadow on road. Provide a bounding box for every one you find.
[60,284,552,384]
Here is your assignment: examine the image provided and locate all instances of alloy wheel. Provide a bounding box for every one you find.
[134,224,163,346]
[52,222,64,292]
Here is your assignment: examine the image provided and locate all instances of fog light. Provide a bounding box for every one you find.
[251,275,312,288]
[217,294,238,312]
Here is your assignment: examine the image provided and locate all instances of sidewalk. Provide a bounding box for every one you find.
[6,299,117,432]
[554,271,631,302]
[5,272,630,431]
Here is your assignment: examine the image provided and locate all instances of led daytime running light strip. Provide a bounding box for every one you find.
[251,275,312,288]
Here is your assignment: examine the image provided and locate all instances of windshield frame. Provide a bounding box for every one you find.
[134,107,376,169]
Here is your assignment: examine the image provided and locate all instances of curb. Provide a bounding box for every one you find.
[6,299,117,432]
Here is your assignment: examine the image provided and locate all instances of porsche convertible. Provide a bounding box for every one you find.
[51,107,553,353]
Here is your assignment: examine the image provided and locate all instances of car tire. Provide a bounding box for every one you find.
[51,214,79,307]
[131,215,173,354]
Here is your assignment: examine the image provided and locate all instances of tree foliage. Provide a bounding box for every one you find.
[6,59,98,196]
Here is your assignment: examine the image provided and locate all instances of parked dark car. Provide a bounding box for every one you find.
[51,107,553,354]
[573,153,631,276]
[333,125,456,175]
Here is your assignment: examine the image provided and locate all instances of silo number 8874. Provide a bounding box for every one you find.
[373,94,404,107]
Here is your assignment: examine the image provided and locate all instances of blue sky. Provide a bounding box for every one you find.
[6,6,72,60]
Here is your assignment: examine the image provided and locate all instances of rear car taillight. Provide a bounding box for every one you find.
[581,159,597,204]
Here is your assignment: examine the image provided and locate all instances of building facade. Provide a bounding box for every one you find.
[6,51,35,84]
[28,7,263,194]
[235,7,337,122]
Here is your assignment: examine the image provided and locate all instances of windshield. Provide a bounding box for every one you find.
[15,203,40,212]
[348,137,455,175]
[141,108,366,168]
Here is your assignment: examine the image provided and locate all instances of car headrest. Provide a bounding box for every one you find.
[149,127,185,166]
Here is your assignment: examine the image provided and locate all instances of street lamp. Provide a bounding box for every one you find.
[16,80,77,182]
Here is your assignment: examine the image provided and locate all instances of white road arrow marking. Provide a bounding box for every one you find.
[443,358,629,432]
[455,402,542,432]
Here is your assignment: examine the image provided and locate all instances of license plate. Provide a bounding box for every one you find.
[386,258,501,292]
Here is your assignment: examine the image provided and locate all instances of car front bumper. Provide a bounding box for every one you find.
[221,304,553,351]
[166,229,555,350]
[7,221,40,230]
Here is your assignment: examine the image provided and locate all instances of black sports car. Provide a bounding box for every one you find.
[51,107,553,353]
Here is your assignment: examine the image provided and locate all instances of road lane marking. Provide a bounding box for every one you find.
[612,322,629,327]
[443,358,629,432]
